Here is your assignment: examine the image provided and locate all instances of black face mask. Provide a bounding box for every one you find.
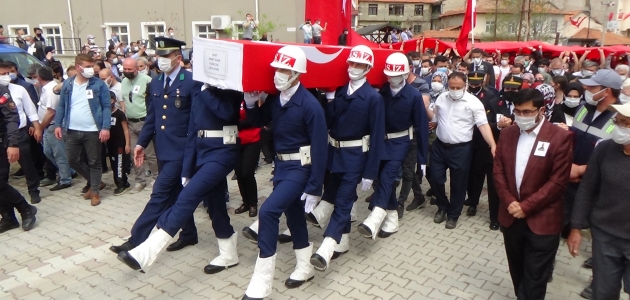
[469,85,482,93]
[503,91,517,102]
[123,72,136,79]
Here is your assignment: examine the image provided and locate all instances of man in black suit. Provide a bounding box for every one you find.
[470,48,496,89]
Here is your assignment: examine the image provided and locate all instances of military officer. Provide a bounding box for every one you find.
[0,85,37,233]
[241,45,328,300]
[110,37,202,254]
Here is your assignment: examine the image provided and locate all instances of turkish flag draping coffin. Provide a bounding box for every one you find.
[192,37,394,93]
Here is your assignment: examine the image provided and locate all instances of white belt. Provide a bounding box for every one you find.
[386,127,413,140]
[276,153,302,161]
[198,130,223,138]
[197,125,239,144]
[328,136,363,148]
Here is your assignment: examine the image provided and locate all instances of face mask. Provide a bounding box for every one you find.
[620,94,630,104]
[582,70,595,77]
[501,60,509,66]
[123,72,136,79]
[348,67,367,81]
[105,78,112,86]
[436,67,448,73]
[412,60,420,67]
[112,36,118,41]
[538,67,546,74]
[611,125,630,145]
[81,67,95,79]
[8,73,17,81]
[472,58,481,65]
[431,82,444,92]
[274,71,296,91]
[584,89,606,106]
[469,85,481,93]
[89,38,95,43]
[170,32,175,37]
[158,57,175,73]
[430,59,434,64]
[564,97,581,108]
[139,69,148,75]
[133,46,139,52]
[621,75,628,81]
[111,58,119,65]
[0,75,11,87]
[551,69,563,76]
[524,60,530,67]
[449,89,464,100]
[515,112,540,131]
[503,91,517,102]
[388,75,405,89]
[421,67,430,75]
[20,35,27,39]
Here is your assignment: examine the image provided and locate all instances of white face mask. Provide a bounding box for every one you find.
[388,75,405,89]
[0,75,11,87]
[582,70,595,77]
[89,38,95,43]
[551,69,563,76]
[564,97,581,108]
[621,75,628,81]
[81,67,95,79]
[515,111,541,131]
[274,71,296,91]
[133,46,139,52]
[412,60,420,67]
[584,89,606,106]
[158,57,175,73]
[348,67,367,81]
[170,32,175,37]
[612,125,630,145]
[139,69,148,75]
[431,82,444,92]
[500,60,509,66]
[620,93,630,104]
[472,58,481,65]
[421,67,430,75]
[538,67,547,74]
[112,58,119,65]
[449,89,464,100]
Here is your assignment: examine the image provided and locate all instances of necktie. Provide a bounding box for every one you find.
[164,76,171,94]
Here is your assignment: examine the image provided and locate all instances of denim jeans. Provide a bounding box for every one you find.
[43,127,74,185]
[65,129,102,193]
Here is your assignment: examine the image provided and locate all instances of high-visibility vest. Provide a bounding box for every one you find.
[571,106,615,140]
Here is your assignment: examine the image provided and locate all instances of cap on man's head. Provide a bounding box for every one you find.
[503,74,523,88]
[608,102,630,117]
[155,37,186,56]
[579,69,622,90]
[468,71,485,85]
[44,46,55,54]
[87,34,95,39]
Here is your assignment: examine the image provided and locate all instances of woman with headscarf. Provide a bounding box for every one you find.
[429,71,448,103]
[521,73,534,89]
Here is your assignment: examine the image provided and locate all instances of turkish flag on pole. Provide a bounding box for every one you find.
[456,0,476,55]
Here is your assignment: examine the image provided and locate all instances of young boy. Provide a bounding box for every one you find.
[107,91,131,195]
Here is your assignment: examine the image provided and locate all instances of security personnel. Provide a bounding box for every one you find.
[0,85,37,233]
[117,83,241,274]
[110,37,202,255]
[308,45,385,271]
[464,71,500,230]
[242,46,328,300]
[360,52,429,239]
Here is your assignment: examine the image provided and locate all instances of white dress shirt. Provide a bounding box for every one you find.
[279,82,300,106]
[515,118,545,196]
[434,91,488,144]
[37,81,60,123]
[8,83,38,129]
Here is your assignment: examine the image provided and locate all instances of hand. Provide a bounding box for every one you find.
[416,39,421,45]
[28,126,35,136]
[325,91,336,100]
[125,145,130,154]
[244,92,261,108]
[598,48,604,53]
[389,45,393,49]
[496,49,501,54]
[301,193,319,213]
[6,147,19,163]
[570,164,584,182]
[133,145,145,167]
[33,128,42,143]
[556,122,569,130]
[567,229,582,257]
[99,129,110,143]
[490,145,496,158]
[181,177,190,187]
[360,178,373,191]
[507,201,526,218]
[420,165,426,176]
[428,122,437,131]
[54,127,63,140]
[584,49,591,55]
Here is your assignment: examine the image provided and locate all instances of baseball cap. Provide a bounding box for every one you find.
[608,102,630,117]
[579,69,622,90]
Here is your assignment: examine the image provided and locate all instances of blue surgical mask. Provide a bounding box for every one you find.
[437,67,448,73]
[8,73,17,81]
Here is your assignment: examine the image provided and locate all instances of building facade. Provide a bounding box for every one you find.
[357,0,441,34]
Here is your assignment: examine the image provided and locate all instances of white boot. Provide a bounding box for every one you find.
[285,243,315,288]
[332,234,350,259]
[242,220,259,243]
[350,202,357,222]
[277,228,292,244]
[357,207,387,239]
[204,233,239,274]
[310,237,336,271]
[307,201,334,230]
[118,228,172,271]
[243,254,276,299]
[378,210,399,238]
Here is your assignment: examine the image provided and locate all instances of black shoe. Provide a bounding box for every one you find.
[463,198,472,206]
[0,213,19,233]
[114,185,131,196]
[242,295,264,300]
[466,206,477,216]
[580,283,592,299]
[278,232,292,244]
[396,204,404,220]
[50,183,72,191]
[71,172,79,179]
[20,205,37,231]
[235,204,251,214]
[357,223,373,238]
[81,184,90,194]
[117,251,142,270]
[39,178,56,187]
[109,241,136,254]
[445,218,457,229]
[582,257,593,269]
[489,222,500,231]
[11,169,24,178]
[249,206,258,217]
[29,192,41,205]
[242,227,258,243]
[204,262,238,274]
[405,197,426,211]
[426,188,434,197]
[377,229,397,238]
[285,275,314,288]
[310,253,328,271]
[434,210,446,224]
[364,194,373,203]
[166,239,198,252]
[305,212,320,227]
[331,250,348,260]
[430,197,436,205]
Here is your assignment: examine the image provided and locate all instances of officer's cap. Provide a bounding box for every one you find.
[468,71,485,85]
[155,37,186,56]
[503,75,523,88]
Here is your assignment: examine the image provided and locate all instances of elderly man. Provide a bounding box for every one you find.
[615,64,629,81]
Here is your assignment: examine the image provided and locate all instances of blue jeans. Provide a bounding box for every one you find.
[303,38,312,44]
[43,127,74,185]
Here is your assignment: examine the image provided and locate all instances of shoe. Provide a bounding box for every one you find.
[39,178,56,187]
[71,172,78,179]
[445,218,457,229]
[434,210,446,224]
[19,205,37,231]
[285,243,315,288]
[109,241,136,254]
[83,182,106,199]
[235,204,250,214]
[466,206,477,216]
[249,206,258,217]
[332,234,349,260]
[114,185,131,196]
[277,229,292,244]
[242,220,258,243]
[426,188,433,197]
[357,207,387,239]
[166,239,198,252]
[430,197,436,205]
[377,210,399,238]
[91,194,101,206]
[50,183,71,191]
[582,257,593,269]
[396,204,404,220]
[364,194,373,203]
[0,211,19,233]
[81,184,90,194]
[129,183,146,194]
[405,197,426,211]
[306,200,334,230]
[489,222,500,231]
[231,174,237,180]
[243,254,276,299]
[117,228,173,271]
[463,198,471,206]
[310,237,336,271]
[29,192,41,205]
[11,169,24,178]
[204,233,239,274]
[579,283,592,299]
[547,266,554,283]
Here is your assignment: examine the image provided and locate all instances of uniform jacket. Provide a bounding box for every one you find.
[569,103,618,165]
[247,84,328,196]
[493,120,573,235]
[137,68,202,162]
[471,87,498,163]
[54,76,111,132]
[488,93,513,143]
[0,85,20,147]
[326,81,385,180]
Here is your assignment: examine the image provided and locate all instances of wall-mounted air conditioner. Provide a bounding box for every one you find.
[211,15,232,30]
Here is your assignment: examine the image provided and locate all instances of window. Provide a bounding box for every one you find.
[192,22,218,39]
[485,20,495,33]
[549,21,558,33]
[105,23,130,44]
[533,21,543,34]
[141,22,166,49]
[227,21,245,40]
[415,5,424,16]
[413,25,422,33]
[40,24,63,54]
[389,4,404,15]
[507,21,516,34]
[432,5,441,15]
[368,4,378,15]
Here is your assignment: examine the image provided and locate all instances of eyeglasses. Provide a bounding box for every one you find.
[612,118,630,128]
[513,108,540,116]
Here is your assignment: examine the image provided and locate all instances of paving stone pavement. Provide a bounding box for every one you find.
[1,162,627,300]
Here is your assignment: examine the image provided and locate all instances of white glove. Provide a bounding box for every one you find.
[181,177,190,187]
[301,193,319,213]
[420,165,426,177]
[360,178,373,191]
[325,91,336,100]
[244,92,262,108]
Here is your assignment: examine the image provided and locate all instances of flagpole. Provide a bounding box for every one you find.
[470,0,475,49]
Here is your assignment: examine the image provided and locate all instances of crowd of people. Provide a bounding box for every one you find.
[0,24,628,300]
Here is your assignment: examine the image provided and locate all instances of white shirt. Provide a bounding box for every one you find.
[109,81,123,109]
[8,83,38,129]
[515,118,545,195]
[497,65,511,90]
[37,81,60,124]
[279,83,300,106]
[68,80,98,132]
[164,65,181,89]
[434,91,488,144]
[348,78,366,95]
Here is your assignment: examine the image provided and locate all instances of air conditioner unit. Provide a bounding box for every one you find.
[211,15,232,30]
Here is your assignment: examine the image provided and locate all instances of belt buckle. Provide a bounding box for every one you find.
[333,140,340,148]
[197,131,203,138]
[276,153,283,161]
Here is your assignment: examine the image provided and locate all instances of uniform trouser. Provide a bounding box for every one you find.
[0,144,28,218]
[323,172,363,243]
[591,226,630,300]
[157,161,234,240]
[236,142,260,207]
[66,130,102,193]
[398,138,423,205]
[258,179,310,258]
[128,120,158,184]
[502,219,559,300]
[43,127,73,185]
[466,146,499,223]
[129,160,197,245]
[14,128,40,195]
[108,147,130,188]
[427,139,473,220]
[29,134,45,177]
[563,182,579,226]
[372,160,403,210]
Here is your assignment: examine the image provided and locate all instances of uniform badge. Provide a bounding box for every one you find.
[175,89,181,108]
[0,93,11,105]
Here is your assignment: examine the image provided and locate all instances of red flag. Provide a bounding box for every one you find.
[456,0,476,55]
